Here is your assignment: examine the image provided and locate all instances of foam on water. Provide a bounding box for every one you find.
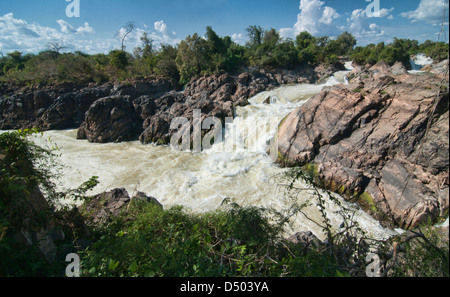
[29,69,398,241]
[410,53,433,71]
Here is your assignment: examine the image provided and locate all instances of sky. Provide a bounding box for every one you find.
[0,0,449,55]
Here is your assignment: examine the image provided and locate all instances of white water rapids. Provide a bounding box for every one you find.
[31,63,398,241]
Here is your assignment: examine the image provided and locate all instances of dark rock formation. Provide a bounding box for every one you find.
[278,60,449,229]
[2,66,337,144]
[0,79,173,131]
[81,188,163,226]
[76,95,142,143]
[38,84,113,130]
[139,71,282,145]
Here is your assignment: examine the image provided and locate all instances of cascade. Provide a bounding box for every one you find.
[32,65,397,240]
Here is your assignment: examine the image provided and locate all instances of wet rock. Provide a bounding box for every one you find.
[287,231,322,248]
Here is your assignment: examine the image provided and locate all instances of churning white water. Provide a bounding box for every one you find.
[410,53,433,71]
[31,66,398,241]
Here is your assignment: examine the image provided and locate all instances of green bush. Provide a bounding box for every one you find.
[1,132,448,277]
[0,129,61,276]
[80,201,280,277]
[108,50,129,71]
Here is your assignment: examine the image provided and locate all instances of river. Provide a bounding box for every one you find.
[32,62,398,241]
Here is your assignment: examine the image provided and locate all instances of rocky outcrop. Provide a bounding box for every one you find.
[37,84,113,130]
[139,71,283,144]
[278,61,449,229]
[2,66,337,144]
[0,79,173,131]
[77,95,142,143]
[81,188,163,226]
[421,59,450,78]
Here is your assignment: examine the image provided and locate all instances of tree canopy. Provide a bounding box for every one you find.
[1,25,448,87]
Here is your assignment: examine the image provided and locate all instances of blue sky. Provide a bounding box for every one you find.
[0,0,448,54]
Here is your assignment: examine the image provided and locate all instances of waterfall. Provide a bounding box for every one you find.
[31,67,397,241]
[410,53,433,71]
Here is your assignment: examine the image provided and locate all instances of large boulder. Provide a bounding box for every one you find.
[278,62,449,229]
[77,95,142,143]
[38,84,113,130]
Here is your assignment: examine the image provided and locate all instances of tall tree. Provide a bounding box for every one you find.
[115,22,136,51]
[335,32,357,55]
[47,41,68,53]
[246,25,264,47]
[205,26,227,73]
[176,33,209,85]
[263,28,280,48]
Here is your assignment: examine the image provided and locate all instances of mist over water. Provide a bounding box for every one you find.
[32,67,398,241]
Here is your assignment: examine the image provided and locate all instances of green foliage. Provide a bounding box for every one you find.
[0,25,447,88]
[0,130,101,276]
[350,38,449,68]
[108,50,129,71]
[419,40,449,62]
[0,129,59,276]
[176,33,208,85]
[1,131,448,277]
[0,129,59,217]
[79,198,340,277]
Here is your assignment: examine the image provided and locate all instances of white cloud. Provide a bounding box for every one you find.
[57,20,95,35]
[0,13,106,54]
[0,13,59,53]
[231,33,245,44]
[347,8,390,38]
[320,6,340,25]
[154,20,168,34]
[378,8,395,19]
[401,0,449,24]
[279,0,340,39]
[0,13,181,55]
[76,22,95,35]
[56,20,76,34]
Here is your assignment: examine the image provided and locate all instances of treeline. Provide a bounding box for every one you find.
[351,38,449,67]
[0,26,448,87]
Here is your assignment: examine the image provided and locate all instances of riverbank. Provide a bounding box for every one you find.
[1,58,449,277]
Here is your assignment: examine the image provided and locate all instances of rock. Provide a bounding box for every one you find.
[140,71,280,145]
[38,84,113,130]
[287,231,321,247]
[422,59,449,77]
[112,78,173,99]
[82,188,130,225]
[278,62,449,228]
[390,62,409,76]
[133,191,164,209]
[0,79,173,132]
[314,62,346,83]
[77,95,142,143]
[81,188,163,226]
